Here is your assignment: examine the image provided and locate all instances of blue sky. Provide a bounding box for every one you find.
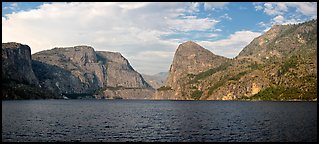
[2,2,317,75]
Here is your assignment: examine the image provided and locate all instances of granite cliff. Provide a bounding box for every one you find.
[155,19,317,101]
[2,42,57,99]
[32,46,154,99]
[3,44,154,99]
[154,41,229,100]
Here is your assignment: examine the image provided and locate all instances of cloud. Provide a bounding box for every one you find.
[126,51,176,75]
[255,5,263,11]
[166,16,219,32]
[255,2,316,33]
[263,3,286,15]
[219,13,232,21]
[3,2,231,75]
[286,2,317,18]
[198,31,261,58]
[203,2,229,11]
[213,29,222,32]
[273,15,285,24]
[256,2,317,18]
[3,2,19,11]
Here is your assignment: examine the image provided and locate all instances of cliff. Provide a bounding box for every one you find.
[2,42,57,99]
[95,51,154,99]
[155,41,230,100]
[31,46,154,99]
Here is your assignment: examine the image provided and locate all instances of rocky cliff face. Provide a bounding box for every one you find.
[2,43,39,86]
[155,41,230,100]
[95,51,154,99]
[2,42,57,99]
[155,19,317,101]
[31,46,154,99]
[32,46,105,95]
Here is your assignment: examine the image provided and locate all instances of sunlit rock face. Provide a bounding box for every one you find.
[32,46,154,99]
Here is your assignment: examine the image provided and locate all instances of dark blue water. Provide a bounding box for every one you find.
[2,100,317,142]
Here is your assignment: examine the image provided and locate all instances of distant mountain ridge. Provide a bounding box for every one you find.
[142,72,168,89]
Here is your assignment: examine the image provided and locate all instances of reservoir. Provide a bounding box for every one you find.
[2,100,317,142]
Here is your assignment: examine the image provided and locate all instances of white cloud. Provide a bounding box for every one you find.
[207,33,218,38]
[11,3,18,7]
[256,2,316,32]
[3,2,230,75]
[260,2,317,18]
[198,31,261,58]
[255,5,263,11]
[286,2,317,18]
[273,15,285,24]
[127,51,176,75]
[203,2,229,11]
[188,2,200,13]
[264,3,284,15]
[219,13,232,21]
[214,29,222,32]
[166,17,219,32]
[3,2,19,10]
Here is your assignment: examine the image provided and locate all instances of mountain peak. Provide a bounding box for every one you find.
[175,41,216,57]
[178,41,204,50]
[181,40,198,46]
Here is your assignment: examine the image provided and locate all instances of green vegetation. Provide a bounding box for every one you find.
[190,86,197,89]
[189,62,231,84]
[113,96,123,99]
[239,86,317,101]
[157,86,172,91]
[228,71,247,81]
[191,90,203,100]
[187,73,196,78]
[278,55,298,76]
[248,62,262,70]
[2,81,57,100]
[63,93,94,99]
[208,80,226,95]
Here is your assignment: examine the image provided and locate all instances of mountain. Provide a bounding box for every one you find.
[154,41,230,100]
[3,44,154,99]
[154,19,317,101]
[2,42,58,99]
[94,51,155,99]
[32,46,154,99]
[142,72,168,89]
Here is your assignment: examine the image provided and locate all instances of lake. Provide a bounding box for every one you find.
[2,100,317,142]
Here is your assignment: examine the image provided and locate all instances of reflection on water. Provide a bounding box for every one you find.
[2,100,317,142]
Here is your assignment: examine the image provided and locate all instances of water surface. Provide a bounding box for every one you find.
[2,100,317,142]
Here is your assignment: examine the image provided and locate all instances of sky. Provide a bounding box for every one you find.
[2,2,317,75]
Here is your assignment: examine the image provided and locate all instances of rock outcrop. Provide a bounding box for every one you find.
[154,41,230,100]
[31,46,154,99]
[32,46,105,95]
[2,42,57,99]
[2,42,39,86]
[95,51,154,99]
